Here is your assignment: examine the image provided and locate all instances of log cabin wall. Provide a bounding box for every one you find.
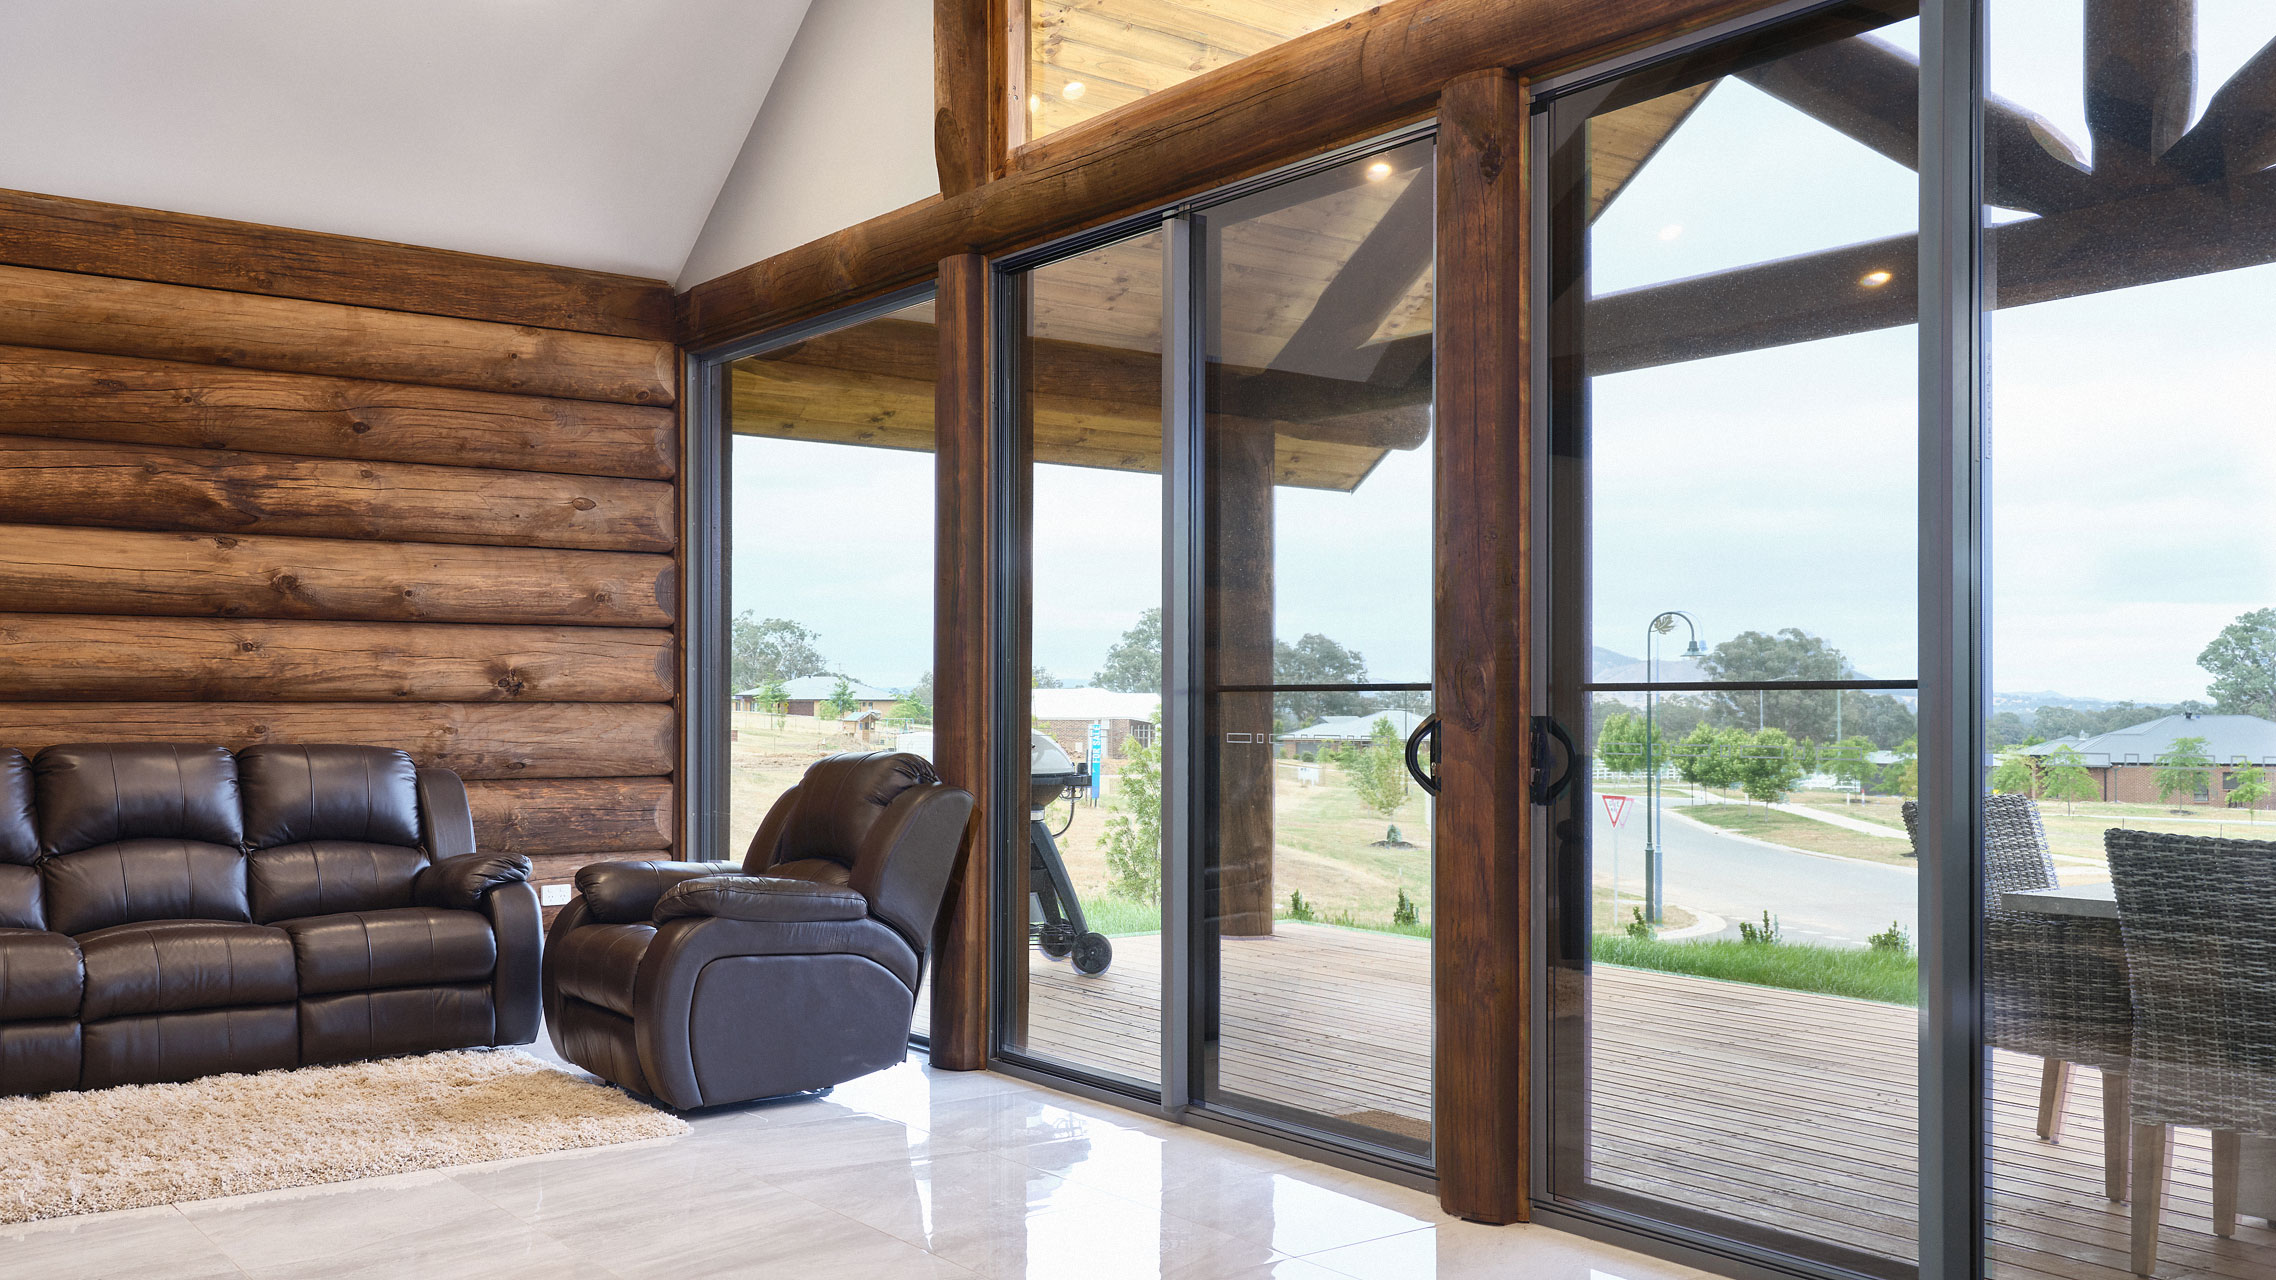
[0,192,683,915]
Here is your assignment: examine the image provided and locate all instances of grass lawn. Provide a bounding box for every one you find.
[1679,804,1918,866]
[1593,935,1918,1005]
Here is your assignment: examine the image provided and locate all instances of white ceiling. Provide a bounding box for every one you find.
[0,0,814,282]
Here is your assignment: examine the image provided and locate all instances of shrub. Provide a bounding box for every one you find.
[1624,907,1655,940]
[1868,921,1911,955]
[1392,888,1419,927]
[1737,910,1781,946]
[1287,889,1316,922]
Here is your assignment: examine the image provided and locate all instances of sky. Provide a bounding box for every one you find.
[733,1,2275,707]
[1589,2,2276,703]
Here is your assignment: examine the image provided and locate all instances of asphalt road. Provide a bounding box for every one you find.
[1591,793,1917,947]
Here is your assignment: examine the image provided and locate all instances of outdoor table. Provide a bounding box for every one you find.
[2005,878,2276,1219]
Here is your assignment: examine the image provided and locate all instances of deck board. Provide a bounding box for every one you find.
[1003,923,2276,1277]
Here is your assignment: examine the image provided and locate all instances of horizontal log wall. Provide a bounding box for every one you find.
[0,208,684,909]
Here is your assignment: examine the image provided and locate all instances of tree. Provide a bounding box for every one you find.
[730,614,827,693]
[821,676,860,720]
[1883,737,1918,798]
[890,672,932,727]
[1347,718,1411,837]
[1824,735,1880,792]
[756,676,788,728]
[1674,723,1743,796]
[2154,735,2214,804]
[1735,728,1805,803]
[1986,711,2034,747]
[1698,629,1851,743]
[1597,712,1667,776]
[1092,608,1163,693]
[2199,608,2276,718]
[1100,712,1162,903]
[1273,633,1375,728]
[2227,763,2271,820]
[1032,666,1063,689]
[1989,749,2042,798]
[2041,744,2098,814]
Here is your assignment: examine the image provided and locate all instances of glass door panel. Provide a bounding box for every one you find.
[1002,227,1168,1089]
[1197,138,1437,1157]
[1981,4,2276,1274]
[1543,6,1922,1272]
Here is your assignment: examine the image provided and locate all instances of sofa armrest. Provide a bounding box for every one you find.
[654,875,868,925]
[414,852,531,910]
[576,859,736,924]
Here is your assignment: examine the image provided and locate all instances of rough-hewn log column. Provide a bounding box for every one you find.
[930,253,996,1069]
[1433,68,1533,1226]
[1207,408,1277,939]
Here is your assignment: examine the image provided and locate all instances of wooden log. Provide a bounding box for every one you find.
[525,850,675,887]
[0,187,672,340]
[0,264,675,406]
[935,0,1018,194]
[463,778,675,855]
[1433,69,1531,1226]
[0,525,675,627]
[0,346,675,479]
[929,253,994,1071]
[679,0,1760,346]
[0,702,673,780]
[0,614,672,703]
[0,435,675,553]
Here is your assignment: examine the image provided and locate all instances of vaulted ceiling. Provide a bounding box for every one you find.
[0,0,813,281]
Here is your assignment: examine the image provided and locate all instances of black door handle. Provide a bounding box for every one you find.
[1403,713,1442,796]
[1531,716,1578,806]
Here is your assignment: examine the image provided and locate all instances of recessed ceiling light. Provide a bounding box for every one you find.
[1063,81,1086,100]
[1028,94,1041,112]
[1365,160,1393,181]
[1860,269,1894,288]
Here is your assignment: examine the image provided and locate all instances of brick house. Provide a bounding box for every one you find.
[2021,712,2276,809]
[1030,687,1160,763]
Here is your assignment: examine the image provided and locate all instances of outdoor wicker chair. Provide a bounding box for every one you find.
[2107,828,2276,1275]
[1905,797,2134,1200]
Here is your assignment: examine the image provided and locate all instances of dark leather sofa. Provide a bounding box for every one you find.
[544,751,973,1109]
[0,742,540,1095]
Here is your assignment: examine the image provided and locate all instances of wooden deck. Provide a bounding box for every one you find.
[986,922,2276,1279]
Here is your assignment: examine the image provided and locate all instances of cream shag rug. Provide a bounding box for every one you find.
[0,1049,687,1224]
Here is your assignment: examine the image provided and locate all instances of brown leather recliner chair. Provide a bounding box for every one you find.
[544,752,974,1109]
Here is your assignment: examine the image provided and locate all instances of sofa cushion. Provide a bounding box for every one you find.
[248,841,427,923]
[300,985,494,1066]
[81,1005,296,1090]
[42,840,252,936]
[34,744,242,858]
[549,922,654,1018]
[280,908,496,996]
[0,866,43,932]
[78,920,296,1021]
[0,749,34,866]
[239,745,421,850]
[0,929,81,1022]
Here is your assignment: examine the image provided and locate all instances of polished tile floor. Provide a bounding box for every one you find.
[0,1049,1718,1280]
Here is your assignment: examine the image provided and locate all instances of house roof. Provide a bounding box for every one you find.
[2018,713,2276,767]
[1281,710,1428,742]
[738,675,898,702]
[1031,688,1161,722]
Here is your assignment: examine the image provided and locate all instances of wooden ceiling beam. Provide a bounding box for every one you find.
[936,0,1020,194]
[1735,35,2099,214]
[2084,0,2196,185]
[1587,165,2276,376]
[679,0,1771,348]
[1263,171,1436,380]
[2164,37,2276,181]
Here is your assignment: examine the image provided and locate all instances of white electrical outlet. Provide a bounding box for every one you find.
[540,883,572,907]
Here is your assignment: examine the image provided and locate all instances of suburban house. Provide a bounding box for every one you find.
[735,674,900,718]
[1280,709,1431,759]
[1031,687,1160,762]
[2022,712,2276,807]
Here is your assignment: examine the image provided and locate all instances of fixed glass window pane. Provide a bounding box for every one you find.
[1981,4,2276,1275]
[725,297,939,1027]
[1027,0,1365,140]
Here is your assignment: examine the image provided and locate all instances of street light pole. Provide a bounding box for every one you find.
[1644,610,1703,924]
